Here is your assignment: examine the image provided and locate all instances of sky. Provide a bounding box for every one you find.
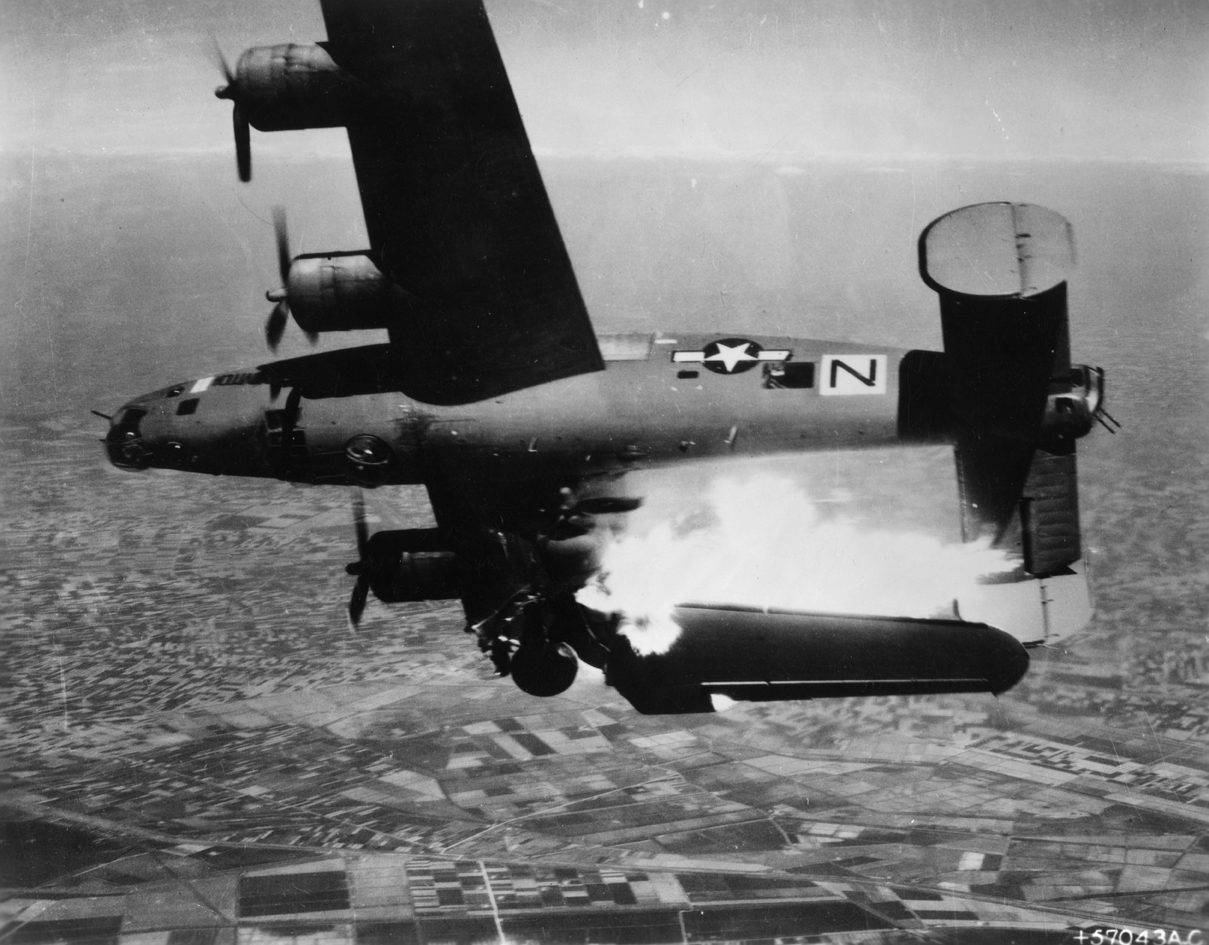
[1,0,1206,163]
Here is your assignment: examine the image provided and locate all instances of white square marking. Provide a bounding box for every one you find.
[820,355,887,395]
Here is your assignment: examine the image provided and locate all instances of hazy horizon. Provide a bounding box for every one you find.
[3,0,1206,164]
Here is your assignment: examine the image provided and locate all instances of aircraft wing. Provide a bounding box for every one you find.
[318,0,603,405]
[608,605,1031,715]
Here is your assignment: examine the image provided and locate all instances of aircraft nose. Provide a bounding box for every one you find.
[104,404,151,470]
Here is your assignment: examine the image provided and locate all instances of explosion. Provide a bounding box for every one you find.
[577,472,1014,655]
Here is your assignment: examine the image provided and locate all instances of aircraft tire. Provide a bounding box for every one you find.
[510,642,578,697]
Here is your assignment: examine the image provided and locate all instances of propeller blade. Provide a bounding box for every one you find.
[233,102,251,182]
[271,206,291,285]
[208,35,235,87]
[352,489,369,558]
[265,300,289,351]
[261,209,292,351]
[346,491,373,629]
[348,574,370,630]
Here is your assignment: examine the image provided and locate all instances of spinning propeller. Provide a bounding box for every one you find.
[263,207,317,352]
[345,490,372,630]
[210,41,252,183]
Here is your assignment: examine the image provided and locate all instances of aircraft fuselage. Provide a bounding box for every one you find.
[106,333,942,486]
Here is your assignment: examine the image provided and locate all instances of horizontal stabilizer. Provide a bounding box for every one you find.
[956,558,1093,647]
[921,203,1093,585]
[606,606,1029,714]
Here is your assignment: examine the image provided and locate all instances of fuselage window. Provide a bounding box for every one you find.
[176,398,200,416]
[764,362,816,389]
[166,385,185,398]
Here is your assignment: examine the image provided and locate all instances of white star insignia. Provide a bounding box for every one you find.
[704,342,758,373]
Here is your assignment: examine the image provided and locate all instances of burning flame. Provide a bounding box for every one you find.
[577,472,1014,655]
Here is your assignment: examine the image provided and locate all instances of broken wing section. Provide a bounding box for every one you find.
[606,606,1030,715]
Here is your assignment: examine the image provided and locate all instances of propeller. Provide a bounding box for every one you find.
[211,39,252,182]
[345,490,372,630]
[233,104,251,183]
[265,207,291,350]
[263,207,317,352]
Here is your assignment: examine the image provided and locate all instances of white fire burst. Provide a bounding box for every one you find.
[577,472,1015,655]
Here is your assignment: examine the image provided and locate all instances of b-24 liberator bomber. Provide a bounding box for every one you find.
[104,0,1113,713]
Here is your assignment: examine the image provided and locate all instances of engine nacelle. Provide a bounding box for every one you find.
[364,529,462,603]
[233,44,369,131]
[372,552,462,603]
[287,252,408,333]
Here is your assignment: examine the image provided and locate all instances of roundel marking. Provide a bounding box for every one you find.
[701,338,762,374]
[671,338,793,375]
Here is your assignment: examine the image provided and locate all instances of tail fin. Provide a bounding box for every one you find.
[920,203,1101,644]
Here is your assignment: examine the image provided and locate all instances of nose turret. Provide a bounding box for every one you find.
[104,394,192,472]
[105,404,152,469]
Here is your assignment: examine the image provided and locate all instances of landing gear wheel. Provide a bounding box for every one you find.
[510,642,578,697]
[490,636,514,678]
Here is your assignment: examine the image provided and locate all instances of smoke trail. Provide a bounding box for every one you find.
[577,472,1014,655]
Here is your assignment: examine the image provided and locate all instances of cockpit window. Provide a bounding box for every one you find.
[176,398,200,416]
[113,406,147,431]
[165,384,185,398]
